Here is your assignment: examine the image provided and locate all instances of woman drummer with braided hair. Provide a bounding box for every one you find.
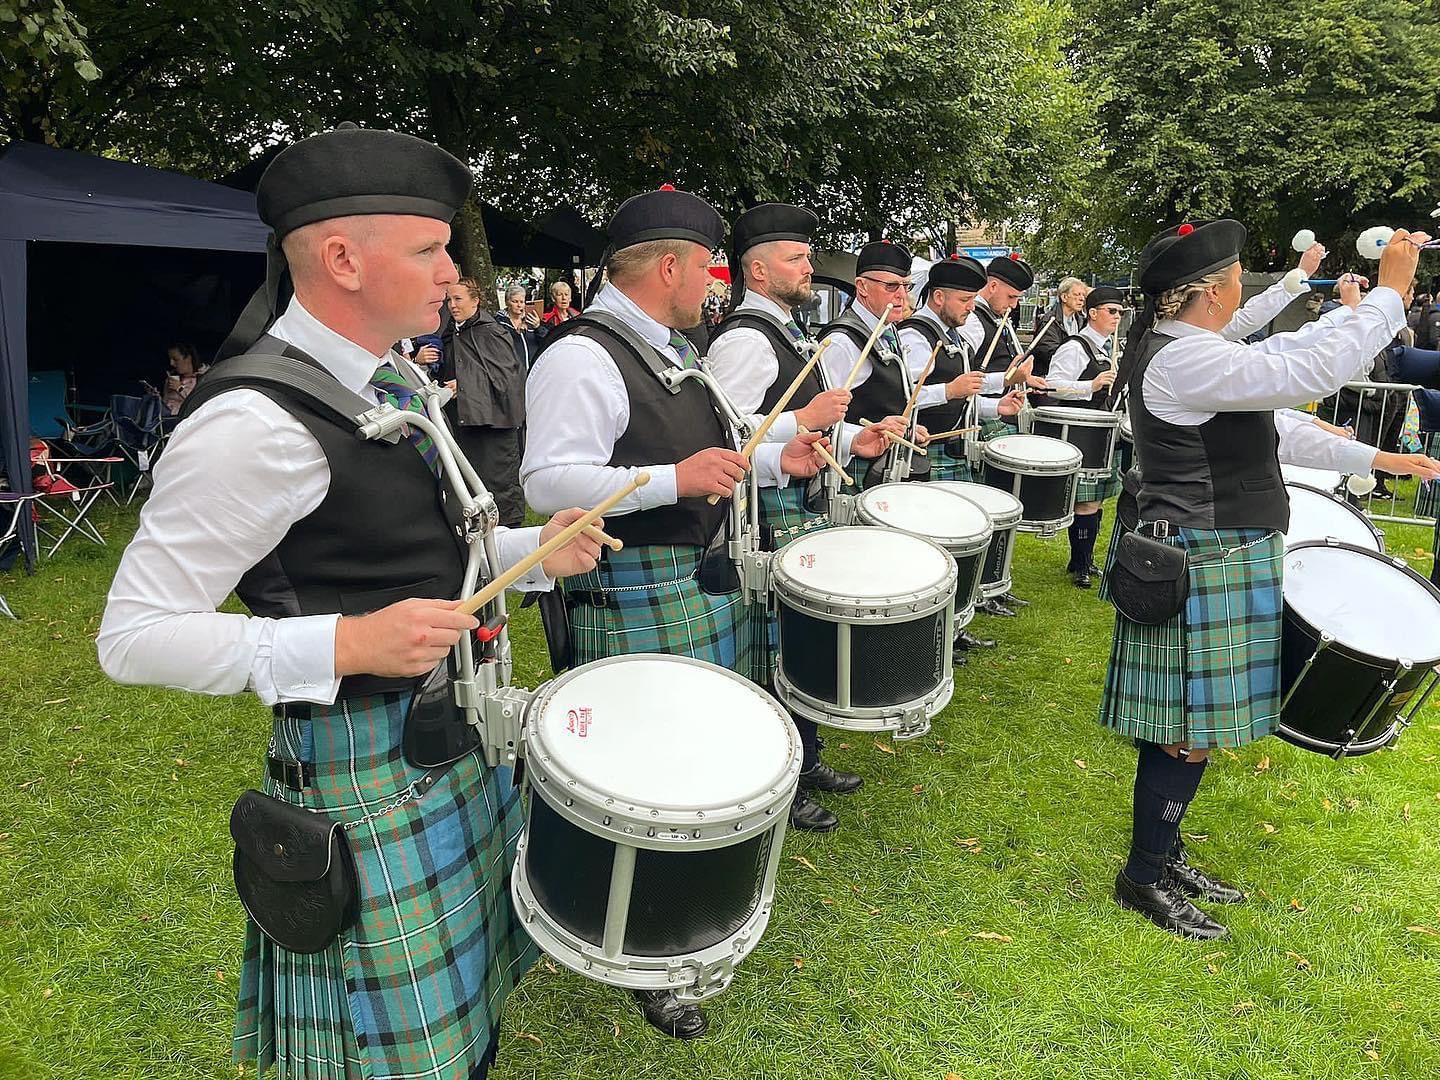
[1098,219,1433,941]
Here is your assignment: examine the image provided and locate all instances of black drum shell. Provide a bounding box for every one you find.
[776,604,948,709]
[522,791,774,957]
[979,526,1017,590]
[1032,418,1114,473]
[981,464,1076,528]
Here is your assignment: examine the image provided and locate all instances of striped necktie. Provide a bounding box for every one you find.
[667,330,701,369]
[784,319,806,342]
[369,364,440,476]
[881,325,902,357]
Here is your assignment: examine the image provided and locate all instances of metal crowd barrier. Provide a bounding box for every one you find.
[1315,381,1436,527]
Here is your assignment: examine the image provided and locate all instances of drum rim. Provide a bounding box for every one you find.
[773,667,950,736]
[1032,405,1121,427]
[855,485,994,551]
[982,434,1084,473]
[523,655,802,847]
[1282,482,1385,551]
[929,482,1025,528]
[771,526,959,617]
[1283,539,1440,665]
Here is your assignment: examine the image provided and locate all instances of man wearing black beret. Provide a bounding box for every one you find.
[817,240,931,486]
[521,187,828,1038]
[98,124,603,1080]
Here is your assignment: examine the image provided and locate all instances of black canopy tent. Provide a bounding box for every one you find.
[0,141,270,563]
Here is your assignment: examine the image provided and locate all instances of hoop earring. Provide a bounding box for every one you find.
[1206,300,1221,316]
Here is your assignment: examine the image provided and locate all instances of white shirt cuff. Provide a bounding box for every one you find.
[269,613,342,705]
[754,442,790,488]
[767,412,800,443]
[918,384,948,409]
[982,372,1004,395]
[496,526,553,592]
[638,464,679,508]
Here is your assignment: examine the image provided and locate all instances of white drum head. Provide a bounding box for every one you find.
[1284,545,1440,661]
[1033,406,1118,427]
[1120,414,1133,442]
[1281,463,1342,492]
[1283,484,1380,552]
[775,526,952,599]
[985,434,1083,469]
[930,481,1023,521]
[531,657,792,809]
[857,484,991,545]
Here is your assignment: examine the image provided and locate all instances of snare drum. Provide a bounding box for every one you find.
[1030,406,1120,480]
[1118,411,1135,473]
[770,527,957,740]
[929,481,1023,600]
[1283,482,1383,552]
[855,483,992,628]
[513,655,800,1001]
[981,434,1083,536]
[1280,463,1343,494]
[1279,541,1440,757]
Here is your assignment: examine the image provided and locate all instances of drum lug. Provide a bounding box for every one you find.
[743,549,773,606]
[465,682,536,769]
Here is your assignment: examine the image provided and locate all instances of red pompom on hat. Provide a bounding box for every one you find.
[1177,223,1194,237]
[1008,252,1020,259]
[658,183,675,191]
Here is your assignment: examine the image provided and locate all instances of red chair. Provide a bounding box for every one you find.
[29,440,116,557]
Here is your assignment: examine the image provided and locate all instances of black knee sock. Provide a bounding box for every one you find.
[1069,511,1099,571]
[1067,520,1084,571]
[1124,741,1208,886]
[794,713,820,772]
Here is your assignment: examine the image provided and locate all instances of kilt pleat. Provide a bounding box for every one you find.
[1075,468,1121,504]
[925,442,973,483]
[750,485,830,684]
[233,694,534,1080]
[1097,528,1283,749]
[567,543,751,673]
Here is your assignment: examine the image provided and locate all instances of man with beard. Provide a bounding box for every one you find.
[707,203,900,833]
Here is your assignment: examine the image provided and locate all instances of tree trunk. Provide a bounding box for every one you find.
[426,75,497,306]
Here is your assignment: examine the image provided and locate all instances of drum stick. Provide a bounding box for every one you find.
[583,524,622,551]
[861,417,927,455]
[841,305,896,390]
[457,473,649,615]
[798,424,853,485]
[1003,315,1056,382]
[901,342,942,422]
[977,313,1010,375]
[922,426,981,442]
[1109,325,1120,372]
[706,340,832,504]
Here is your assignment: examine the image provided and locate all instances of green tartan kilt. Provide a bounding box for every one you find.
[234,694,535,1080]
[1097,528,1283,749]
[1076,463,1122,504]
[979,415,1016,442]
[925,441,973,483]
[1416,433,1440,518]
[750,485,830,684]
[567,543,752,677]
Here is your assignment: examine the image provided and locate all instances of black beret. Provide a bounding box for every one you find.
[607,185,726,254]
[733,202,817,255]
[925,254,987,294]
[986,254,1034,290]
[1137,219,1246,296]
[1085,286,1126,311]
[258,124,471,239]
[856,239,912,276]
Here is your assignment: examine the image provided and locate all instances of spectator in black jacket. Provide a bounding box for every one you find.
[1030,277,1089,376]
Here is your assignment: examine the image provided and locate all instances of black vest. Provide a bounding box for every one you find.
[711,308,826,414]
[973,304,1021,374]
[1130,331,1288,531]
[898,314,968,431]
[820,306,907,424]
[185,338,467,699]
[546,316,731,547]
[1057,333,1112,411]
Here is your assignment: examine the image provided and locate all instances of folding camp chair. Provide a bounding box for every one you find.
[111,393,166,503]
[0,490,37,619]
[29,441,114,556]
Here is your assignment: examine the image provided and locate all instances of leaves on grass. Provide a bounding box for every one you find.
[946,1073,965,1079]
[41,987,53,999]
[40,698,68,706]
[1073,759,1087,769]
[1287,951,1312,971]
[972,932,1012,942]
[516,1032,543,1047]
[1231,1001,1256,1014]
[613,1022,622,1038]
[820,896,835,906]
[1219,748,1240,761]
[1255,755,1271,772]
[793,956,805,969]
[1346,797,1361,810]
[874,740,895,754]
[912,784,925,794]
[838,742,851,750]
[955,837,982,853]
[18,777,44,792]
[215,970,225,982]
[1402,802,1411,822]
[790,855,818,872]
[1260,822,1277,834]
[543,959,558,975]
[1290,898,1307,912]
[1405,925,1440,937]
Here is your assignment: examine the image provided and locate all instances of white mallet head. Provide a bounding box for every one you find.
[1356,225,1391,261]
[1431,206,1440,220]
[1346,473,1377,497]
[1291,229,1316,253]
[1282,267,1308,293]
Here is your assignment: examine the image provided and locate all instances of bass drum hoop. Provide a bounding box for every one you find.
[1282,482,1385,551]
[522,655,801,850]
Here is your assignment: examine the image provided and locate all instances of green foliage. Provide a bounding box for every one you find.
[1,0,99,145]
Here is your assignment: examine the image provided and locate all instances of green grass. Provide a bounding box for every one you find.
[3,498,1440,1079]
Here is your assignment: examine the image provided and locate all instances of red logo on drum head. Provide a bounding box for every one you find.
[799,554,817,568]
[566,707,593,737]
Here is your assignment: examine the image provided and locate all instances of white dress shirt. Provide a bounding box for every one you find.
[1143,287,1406,426]
[98,299,549,706]
[705,291,863,462]
[1047,323,1113,400]
[1274,409,1380,475]
[521,283,788,515]
[818,300,904,397]
[896,303,1001,419]
[955,296,1023,363]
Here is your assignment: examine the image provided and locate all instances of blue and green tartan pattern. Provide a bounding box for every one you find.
[567,543,751,672]
[1076,462,1122,504]
[1097,528,1283,749]
[750,484,831,683]
[979,415,1015,442]
[925,440,973,483]
[234,693,534,1080]
[369,365,441,475]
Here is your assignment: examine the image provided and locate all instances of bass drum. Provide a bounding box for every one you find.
[1282,482,1383,552]
[513,655,800,1001]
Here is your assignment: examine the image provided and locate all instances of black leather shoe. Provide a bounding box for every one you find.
[1087,562,1103,577]
[1114,870,1228,940]
[978,598,1017,617]
[953,648,969,666]
[956,630,996,649]
[800,760,863,795]
[1168,845,1246,904]
[1071,569,1092,589]
[998,592,1030,607]
[789,791,839,832]
[631,989,709,1039]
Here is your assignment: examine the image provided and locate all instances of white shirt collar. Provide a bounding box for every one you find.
[1078,323,1110,348]
[1154,318,1217,341]
[268,298,398,395]
[851,301,885,332]
[593,282,674,349]
[913,302,949,333]
[737,291,793,323]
